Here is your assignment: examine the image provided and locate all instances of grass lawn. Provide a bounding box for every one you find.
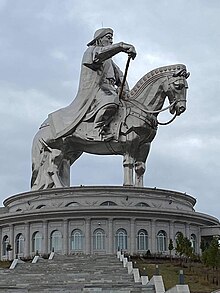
[0,260,11,269]
[135,258,220,293]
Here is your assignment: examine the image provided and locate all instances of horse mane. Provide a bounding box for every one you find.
[129,64,186,100]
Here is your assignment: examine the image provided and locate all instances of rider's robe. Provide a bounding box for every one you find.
[47,44,127,139]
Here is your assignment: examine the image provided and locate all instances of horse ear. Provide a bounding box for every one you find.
[163,77,169,92]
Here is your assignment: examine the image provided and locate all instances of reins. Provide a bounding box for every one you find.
[127,99,176,114]
[157,113,177,125]
[126,99,178,126]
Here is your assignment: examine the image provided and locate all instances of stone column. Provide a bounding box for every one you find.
[185,222,190,239]
[197,232,201,254]
[9,224,14,259]
[0,228,2,260]
[169,220,174,256]
[85,218,91,254]
[108,219,113,254]
[63,219,68,255]
[43,221,48,254]
[169,220,174,240]
[130,218,135,254]
[150,219,156,253]
[24,222,30,258]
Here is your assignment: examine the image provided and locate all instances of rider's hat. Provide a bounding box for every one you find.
[87,28,113,46]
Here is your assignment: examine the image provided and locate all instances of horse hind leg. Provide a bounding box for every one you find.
[63,150,83,185]
[57,159,71,187]
[31,124,67,190]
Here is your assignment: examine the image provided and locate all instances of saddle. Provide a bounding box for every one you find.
[73,102,127,142]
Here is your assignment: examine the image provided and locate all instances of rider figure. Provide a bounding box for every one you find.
[48,28,136,141]
[83,28,137,140]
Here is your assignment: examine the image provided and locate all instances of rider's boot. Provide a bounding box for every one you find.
[94,105,117,141]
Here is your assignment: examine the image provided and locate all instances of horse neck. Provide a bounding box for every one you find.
[129,74,167,112]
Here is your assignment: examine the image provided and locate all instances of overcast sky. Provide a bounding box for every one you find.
[0,0,219,221]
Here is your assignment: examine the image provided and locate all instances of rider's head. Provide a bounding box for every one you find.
[87,28,113,47]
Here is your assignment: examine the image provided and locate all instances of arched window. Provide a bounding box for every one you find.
[137,229,148,251]
[50,230,62,252]
[71,229,83,251]
[136,202,150,207]
[93,229,105,250]
[116,229,127,250]
[157,230,167,252]
[32,231,43,253]
[65,202,80,207]
[100,201,117,206]
[36,205,46,209]
[15,233,24,256]
[190,234,196,252]
[2,235,9,256]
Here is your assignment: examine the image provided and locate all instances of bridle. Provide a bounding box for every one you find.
[127,98,178,126]
[126,74,187,126]
[127,98,176,115]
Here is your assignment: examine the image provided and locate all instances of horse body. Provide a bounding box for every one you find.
[31,64,189,190]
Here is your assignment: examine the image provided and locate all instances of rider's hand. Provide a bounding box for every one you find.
[127,45,137,60]
[121,43,137,60]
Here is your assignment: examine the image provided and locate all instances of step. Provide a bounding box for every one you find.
[0,254,155,293]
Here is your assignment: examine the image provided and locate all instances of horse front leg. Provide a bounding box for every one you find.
[123,153,134,186]
[134,143,151,187]
[135,161,145,187]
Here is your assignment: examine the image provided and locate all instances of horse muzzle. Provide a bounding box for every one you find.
[176,104,186,116]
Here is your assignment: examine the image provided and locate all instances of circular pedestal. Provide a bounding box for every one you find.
[0,186,219,259]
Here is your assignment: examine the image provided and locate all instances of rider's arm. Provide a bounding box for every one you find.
[93,42,136,65]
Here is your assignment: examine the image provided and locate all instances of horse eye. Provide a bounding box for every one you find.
[174,83,184,90]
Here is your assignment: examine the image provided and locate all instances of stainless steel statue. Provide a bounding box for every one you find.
[31,28,189,190]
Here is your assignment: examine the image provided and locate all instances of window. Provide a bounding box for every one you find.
[15,233,24,256]
[32,231,43,253]
[2,235,9,256]
[157,230,167,252]
[116,229,127,250]
[137,229,148,251]
[50,230,62,252]
[100,201,117,206]
[36,205,46,209]
[65,202,80,207]
[136,202,150,207]
[71,229,83,250]
[190,234,196,252]
[93,229,105,250]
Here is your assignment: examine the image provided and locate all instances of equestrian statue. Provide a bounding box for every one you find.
[31,28,190,190]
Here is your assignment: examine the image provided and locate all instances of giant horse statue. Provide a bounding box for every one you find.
[31,64,189,190]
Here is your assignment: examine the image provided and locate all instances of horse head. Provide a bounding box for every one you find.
[129,64,189,119]
[164,67,190,116]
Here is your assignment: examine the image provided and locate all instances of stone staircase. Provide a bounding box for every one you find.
[0,254,155,292]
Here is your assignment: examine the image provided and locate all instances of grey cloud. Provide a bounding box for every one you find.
[0,0,219,221]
